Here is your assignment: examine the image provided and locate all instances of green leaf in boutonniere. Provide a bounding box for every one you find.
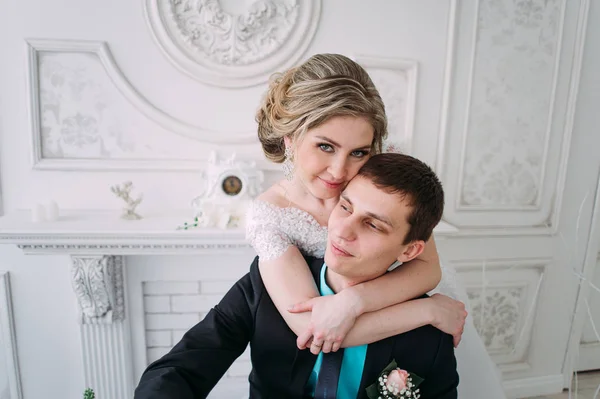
[365,359,424,399]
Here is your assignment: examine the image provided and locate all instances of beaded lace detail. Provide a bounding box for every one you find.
[245,200,328,261]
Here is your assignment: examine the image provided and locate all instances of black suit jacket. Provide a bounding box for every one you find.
[135,256,458,399]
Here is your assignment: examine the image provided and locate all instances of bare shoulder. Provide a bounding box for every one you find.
[256,181,289,209]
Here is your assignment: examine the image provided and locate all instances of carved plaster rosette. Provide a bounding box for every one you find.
[144,0,321,87]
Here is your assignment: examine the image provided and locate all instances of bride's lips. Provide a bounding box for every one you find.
[330,242,352,257]
[319,177,343,189]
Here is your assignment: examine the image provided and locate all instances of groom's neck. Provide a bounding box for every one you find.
[324,269,365,294]
[324,267,390,294]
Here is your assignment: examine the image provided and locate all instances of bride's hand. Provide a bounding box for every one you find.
[428,293,468,347]
[288,291,360,355]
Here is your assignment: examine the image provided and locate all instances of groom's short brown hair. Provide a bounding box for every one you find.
[357,153,444,244]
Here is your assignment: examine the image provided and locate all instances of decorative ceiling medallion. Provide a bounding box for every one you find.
[145,0,321,87]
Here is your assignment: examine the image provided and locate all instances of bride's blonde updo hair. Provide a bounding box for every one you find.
[256,53,388,163]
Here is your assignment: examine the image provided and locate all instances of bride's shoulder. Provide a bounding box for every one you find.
[256,183,289,208]
[247,183,289,224]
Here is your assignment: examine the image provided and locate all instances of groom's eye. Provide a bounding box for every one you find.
[340,204,350,212]
[367,222,380,231]
[318,144,334,152]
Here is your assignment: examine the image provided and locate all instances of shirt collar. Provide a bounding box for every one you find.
[319,263,335,296]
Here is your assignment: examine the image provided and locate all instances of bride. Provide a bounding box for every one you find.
[246,53,506,399]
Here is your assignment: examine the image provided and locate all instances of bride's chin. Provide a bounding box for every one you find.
[310,185,341,200]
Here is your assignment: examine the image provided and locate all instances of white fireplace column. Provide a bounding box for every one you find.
[71,255,134,399]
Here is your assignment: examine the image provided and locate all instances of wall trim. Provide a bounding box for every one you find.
[354,55,419,154]
[0,271,23,399]
[503,374,565,399]
[435,0,458,175]
[25,38,257,174]
[440,0,589,234]
[455,0,568,213]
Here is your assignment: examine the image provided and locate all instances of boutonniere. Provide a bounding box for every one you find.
[365,359,424,399]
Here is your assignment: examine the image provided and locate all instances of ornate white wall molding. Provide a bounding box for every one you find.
[576,252,600,371]
[25,38,258,172]
[355,55,418,155]
[457,0,567,211]
[566,163,600,375]
[144,0,321,87]
[71,255,134,399]
[455,258,549,371]
[435,0,458,175]
[71,255,125,324]
[441,0,589,233]
[0,271,23,399]
[503,374,565,399]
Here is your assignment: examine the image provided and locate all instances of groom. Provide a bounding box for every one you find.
[134,153,459,399]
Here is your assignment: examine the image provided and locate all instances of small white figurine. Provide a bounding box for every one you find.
[110,181,143,220]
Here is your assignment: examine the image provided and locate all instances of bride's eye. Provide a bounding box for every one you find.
[351,150,369,158]
[340,204,350,212]
[318,144,334,152]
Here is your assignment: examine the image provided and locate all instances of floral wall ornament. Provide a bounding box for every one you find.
[170,0,299,66]
[71,256,125,324]
[355,56,418,156]
[144,0,321,87]
[110,181,143,220]
[459,0,563,206]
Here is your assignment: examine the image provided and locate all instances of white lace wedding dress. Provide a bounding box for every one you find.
[246,200,507,399]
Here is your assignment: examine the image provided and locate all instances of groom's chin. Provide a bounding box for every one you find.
[324,252,346,273]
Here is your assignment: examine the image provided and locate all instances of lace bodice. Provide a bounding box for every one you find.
[245,200,328,261]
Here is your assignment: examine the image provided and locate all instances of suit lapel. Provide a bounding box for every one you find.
[356,337,395,399]
[290,347,317,389]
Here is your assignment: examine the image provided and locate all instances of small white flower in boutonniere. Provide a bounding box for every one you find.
[365,359,423,399]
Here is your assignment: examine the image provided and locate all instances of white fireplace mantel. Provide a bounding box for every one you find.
[0,209,459,255]
[0,209,254,255]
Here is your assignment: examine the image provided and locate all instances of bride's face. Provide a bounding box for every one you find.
[290,115,374,200]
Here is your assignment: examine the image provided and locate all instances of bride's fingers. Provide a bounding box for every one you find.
[331,341,342,353]
[310,339,324,355]
[297,330,313,350]
[321,340,334,354]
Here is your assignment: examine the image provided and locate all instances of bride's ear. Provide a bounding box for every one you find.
[397,240,425,263]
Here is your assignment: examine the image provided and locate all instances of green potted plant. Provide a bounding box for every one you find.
[83,388,95,399]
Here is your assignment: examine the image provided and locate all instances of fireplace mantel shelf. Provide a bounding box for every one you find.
[0,209,459,255]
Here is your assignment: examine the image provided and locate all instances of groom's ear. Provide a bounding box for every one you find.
[397,240,425,263]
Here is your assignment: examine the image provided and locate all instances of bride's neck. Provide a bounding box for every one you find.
[279,179,338,212]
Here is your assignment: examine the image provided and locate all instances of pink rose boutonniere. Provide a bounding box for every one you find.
[365,359,424,399]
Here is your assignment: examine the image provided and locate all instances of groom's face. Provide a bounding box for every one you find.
[325,176,422,282]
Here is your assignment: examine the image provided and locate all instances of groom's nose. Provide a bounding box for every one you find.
[334,216,357,242]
